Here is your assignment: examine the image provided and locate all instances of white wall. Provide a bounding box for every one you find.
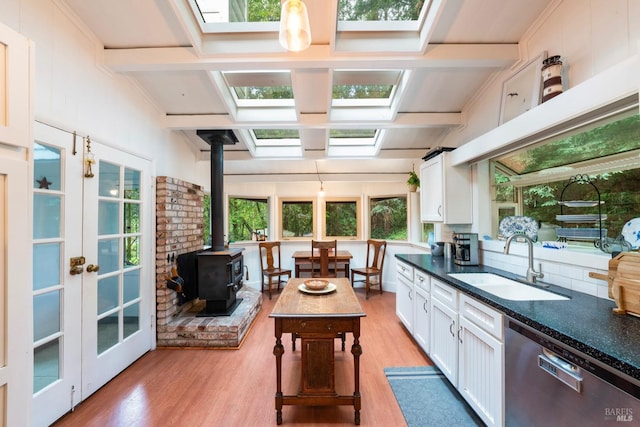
[442,0,640,148]
[0,0,203,185]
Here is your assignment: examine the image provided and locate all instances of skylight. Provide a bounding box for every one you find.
[497,111,640,176]
[328,129,382,157]
[337,0,430,31]
[193,0,280,24]
[332,70,401,107]
[338,0,425,21]
[222,71,294,108]
[253,129,300,146]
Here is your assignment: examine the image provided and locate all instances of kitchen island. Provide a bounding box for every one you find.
[270,277,365,425]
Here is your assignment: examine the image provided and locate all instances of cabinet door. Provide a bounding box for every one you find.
[396,274,413,333]
[414,286,430,353]
[430,296,458,386]
[420,156,444,222]
[458,316,504,427]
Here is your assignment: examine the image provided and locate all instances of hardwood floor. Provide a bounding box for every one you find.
[54,288,431,427]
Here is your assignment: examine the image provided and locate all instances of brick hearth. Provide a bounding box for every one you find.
[157,287,262,348]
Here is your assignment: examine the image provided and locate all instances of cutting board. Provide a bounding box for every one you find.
[589,252,640,315]
[612,276,640,316]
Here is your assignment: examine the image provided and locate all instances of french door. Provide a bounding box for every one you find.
[32,123,153,426]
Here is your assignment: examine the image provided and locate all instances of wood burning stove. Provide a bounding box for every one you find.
[195,129,244,316]
[197,248,244,316]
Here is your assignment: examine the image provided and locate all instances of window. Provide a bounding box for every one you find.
[491,109,640,249]
[323,198,361,240]
[370,196,407,240]
[280,198,315,239]
[193,0,280,24]
[228,196,269,242]
[338,0,425,22]
[421,223,434,244]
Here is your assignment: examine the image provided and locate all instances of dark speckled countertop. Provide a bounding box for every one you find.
[396,253,640,382]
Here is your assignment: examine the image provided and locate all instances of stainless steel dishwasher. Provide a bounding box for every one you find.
[505,318,640,426]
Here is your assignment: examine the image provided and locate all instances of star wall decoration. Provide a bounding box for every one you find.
[37,177,52,189]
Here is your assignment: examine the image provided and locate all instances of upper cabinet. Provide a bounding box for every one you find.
[420,152,472,224]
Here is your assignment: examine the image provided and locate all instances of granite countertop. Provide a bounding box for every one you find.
[395,253,640,381]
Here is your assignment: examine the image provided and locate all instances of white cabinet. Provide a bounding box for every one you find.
[396,260,414,333]
[430,279,459,385]
[458,294,504,427]
[419,152,472,224]
[395,261,505,427]
[430,279,504,427]
[413,270,430,353]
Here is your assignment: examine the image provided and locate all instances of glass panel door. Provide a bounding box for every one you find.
[81,143,152,399]
[31,126,84,427]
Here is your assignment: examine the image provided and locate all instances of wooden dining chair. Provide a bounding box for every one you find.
[351,239,387,299]
[259,241,291,300]
[310,239,338,277]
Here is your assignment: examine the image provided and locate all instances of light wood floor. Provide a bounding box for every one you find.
[54,288,431,427]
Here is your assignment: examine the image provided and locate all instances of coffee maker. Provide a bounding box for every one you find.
[452,232,479,266]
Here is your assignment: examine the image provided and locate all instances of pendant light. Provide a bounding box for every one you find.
[279,0,311,52]
[315,160,324,196]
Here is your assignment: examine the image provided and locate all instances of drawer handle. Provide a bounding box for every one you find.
[458,326,463,344]
[408,289,412,301]
[423,301,428,314]
[300,321,306,328]
[449,320,455,337]
[327,323,332,331]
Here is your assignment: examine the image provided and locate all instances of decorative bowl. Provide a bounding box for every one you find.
[304,279,329,291]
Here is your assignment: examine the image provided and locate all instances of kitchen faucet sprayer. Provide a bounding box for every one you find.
[503,234,545,285]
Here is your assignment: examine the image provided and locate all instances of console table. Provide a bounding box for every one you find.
[291,250,352,278]
[270,277,366,425]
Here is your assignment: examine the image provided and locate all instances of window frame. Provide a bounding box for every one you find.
[322,197,362,240]
[488,106,640,250]
[279,197,316,240]
[369,194,408,241]
[227,195,270,243]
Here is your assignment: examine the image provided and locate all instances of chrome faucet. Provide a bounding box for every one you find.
[503,234,544,284]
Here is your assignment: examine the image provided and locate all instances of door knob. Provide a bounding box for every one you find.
[87,264,100,273]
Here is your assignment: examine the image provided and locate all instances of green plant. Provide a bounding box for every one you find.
[407,170,420,187]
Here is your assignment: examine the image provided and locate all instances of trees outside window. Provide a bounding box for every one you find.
[324,199,360,239]
[281,199,315,239]
[492,111,640,247]
[370,196,407,240]
[228,197,268,242]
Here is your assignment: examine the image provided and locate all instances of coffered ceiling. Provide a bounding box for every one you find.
[61,0,554,178]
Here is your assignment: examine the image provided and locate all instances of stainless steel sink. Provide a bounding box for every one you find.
[447,273,569,301]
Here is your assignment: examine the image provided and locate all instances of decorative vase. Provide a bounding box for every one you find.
[408,184,417,192]
[538,222,558,241]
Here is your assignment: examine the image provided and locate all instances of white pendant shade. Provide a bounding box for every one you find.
[279,0,311,52]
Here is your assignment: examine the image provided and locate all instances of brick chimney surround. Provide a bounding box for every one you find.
[155,176,261,347]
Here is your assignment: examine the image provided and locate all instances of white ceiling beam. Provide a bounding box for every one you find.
[164,111,463,129]
[104,44,518,72]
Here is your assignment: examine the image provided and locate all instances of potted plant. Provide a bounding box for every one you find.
[407,170,420,192]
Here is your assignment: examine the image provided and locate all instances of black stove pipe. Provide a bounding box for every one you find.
[196,130,238,251]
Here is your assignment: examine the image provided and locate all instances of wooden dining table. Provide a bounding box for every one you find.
[291,250,353,278]
[269,277,366,425]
